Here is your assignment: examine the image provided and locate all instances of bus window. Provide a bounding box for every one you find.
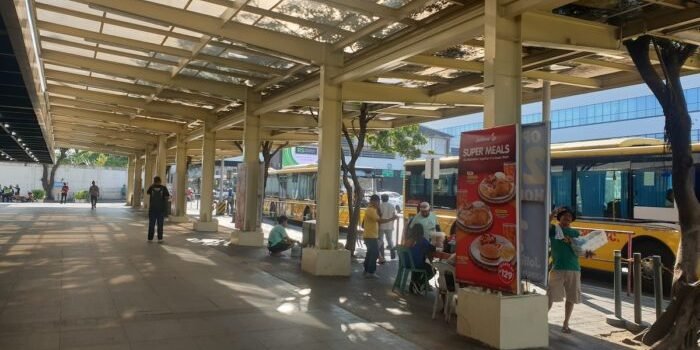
[405,166,429,204]
[633,169,673,208]
[434,168,458,209]
[297,173,313,200]
[265,174,280,197]
[279,175,288,199]
[576,167,630,219]
[551,167,574,210]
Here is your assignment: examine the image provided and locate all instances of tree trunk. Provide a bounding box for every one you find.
[340,103,372,255]
[41,148,68,201]
[625,35,700,349]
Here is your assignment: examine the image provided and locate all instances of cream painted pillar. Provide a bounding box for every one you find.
[542,80,551,122]
[483,0,522,128]
[126,155,135,206]
[230,92,264,246]
[132,153,143,209]
[157,135,167,181]
[194,121,218,232]
[170,132,189,223]
[301,53,351,276]
[143,146,155,210]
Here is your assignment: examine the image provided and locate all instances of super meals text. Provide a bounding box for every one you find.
[461,144,511,158]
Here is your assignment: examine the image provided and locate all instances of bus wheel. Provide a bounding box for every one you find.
[627,240,675,294]
[395,205,402,214]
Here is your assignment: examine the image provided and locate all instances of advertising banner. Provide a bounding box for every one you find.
[519,123,550,286]
[455,125,518,293]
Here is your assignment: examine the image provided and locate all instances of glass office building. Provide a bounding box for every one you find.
[427,74,700,153]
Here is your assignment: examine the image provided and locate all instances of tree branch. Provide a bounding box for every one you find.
[271,142,288,158]
[624,36,668,104]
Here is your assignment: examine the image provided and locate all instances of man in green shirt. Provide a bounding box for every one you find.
[409,202,439,240]
[547,207,591,334]
[268,215,297,256]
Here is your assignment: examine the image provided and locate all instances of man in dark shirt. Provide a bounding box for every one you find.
[146,176,170,243]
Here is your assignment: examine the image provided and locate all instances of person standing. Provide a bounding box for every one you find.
[89,181,100,209]
[14,184,20,196]
[362,194,396,278]
[378,194,397,262]
[60,183,69,204]
[146,176,170,243]
[547,207,591,334]
[409,202,439,240]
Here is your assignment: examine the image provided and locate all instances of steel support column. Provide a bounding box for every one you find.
[171,132,189,222]
[143,146,155,210]
[242,95,261,232]
[483,0,522,127]
[132,153,143,208]
[157,135,167,181]
[126,155,135,206]
[194,121,218,231]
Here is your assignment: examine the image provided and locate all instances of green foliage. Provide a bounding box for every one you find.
[74,190,88,200]
[31,189,45,200]
[59,149,128,168]
[367,125,427,160]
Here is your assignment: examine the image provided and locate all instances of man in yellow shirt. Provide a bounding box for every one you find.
[363,194,397,278]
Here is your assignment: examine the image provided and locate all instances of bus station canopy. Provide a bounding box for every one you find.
[2,0,700,162]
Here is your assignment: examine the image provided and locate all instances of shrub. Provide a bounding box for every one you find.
[74,190,88,200]
[31,189,45,200]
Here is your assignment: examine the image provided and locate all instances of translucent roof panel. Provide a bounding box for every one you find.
[36,9,102,32]
[95,52,150,68]
[44,63,89,76]
[187,0,230,16]
[102,24,166,45]
[249,0,283,11]
[274,0,350,26]
[377,0,412,9]
[255,17,319,40]
[36,0,104,16]
[145,0,190,9]
[338,13,375,32]
[105,12,171,30]
[41,41,94,58]
[162,37,198,51]
[370,22,407,39]
[233,11,263,25]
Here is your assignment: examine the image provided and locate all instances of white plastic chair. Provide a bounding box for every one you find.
[432,262,458,322]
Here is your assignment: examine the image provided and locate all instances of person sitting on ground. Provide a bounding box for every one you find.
[402,224,436,294]
[268,215,297,256]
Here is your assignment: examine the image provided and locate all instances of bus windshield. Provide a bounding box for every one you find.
[405,165,458,210]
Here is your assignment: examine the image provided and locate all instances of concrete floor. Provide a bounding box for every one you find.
[0,203,644,349]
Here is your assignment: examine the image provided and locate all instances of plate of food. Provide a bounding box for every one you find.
[478,172,515,204]
[456,201,493,233]
[469,233,516,269]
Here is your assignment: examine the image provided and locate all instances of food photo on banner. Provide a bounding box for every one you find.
[455,125,519,294]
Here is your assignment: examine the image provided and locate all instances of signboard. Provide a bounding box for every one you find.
[519,123,550,286]
[455,125,519,294]
[424,156,440,179]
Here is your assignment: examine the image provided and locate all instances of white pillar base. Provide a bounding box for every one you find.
[301,248,351,276]
[193,219,219,232]
[168,216,190,223]
[229,229,264,247]
[456,288,548,349]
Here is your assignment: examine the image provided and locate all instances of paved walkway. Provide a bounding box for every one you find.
[0,203,654,349]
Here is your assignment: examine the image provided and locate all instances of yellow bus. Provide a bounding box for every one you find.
[262,164,402,226]
[404,138,700,286]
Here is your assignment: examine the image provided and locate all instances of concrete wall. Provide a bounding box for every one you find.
[0,162,127,200]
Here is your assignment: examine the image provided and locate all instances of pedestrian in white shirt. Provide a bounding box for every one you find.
[378,194,397,263]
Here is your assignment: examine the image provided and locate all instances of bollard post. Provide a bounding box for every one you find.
[653,255,663,319]
[614,250,622,319]
[633,252,642,325]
